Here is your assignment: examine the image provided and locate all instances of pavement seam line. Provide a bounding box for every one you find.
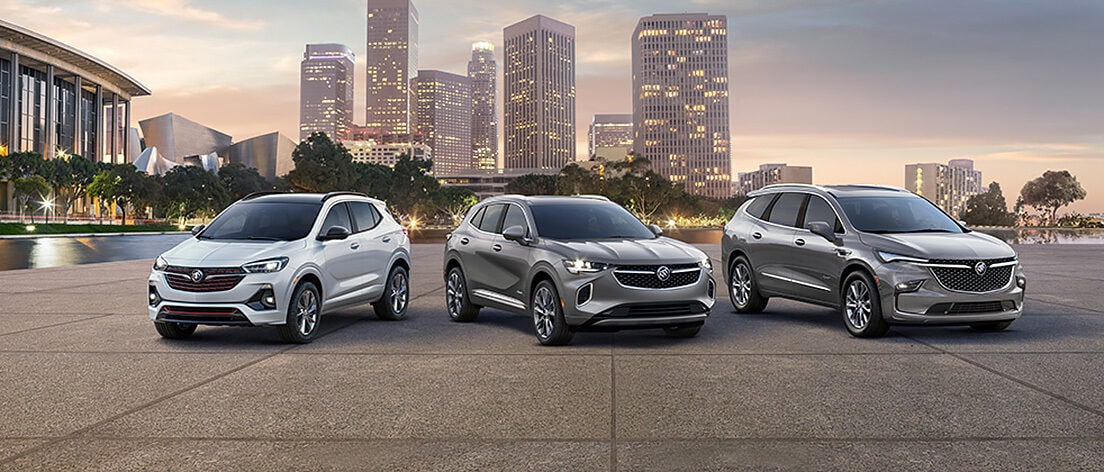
[901,334,1104,421]
[0,314,112,338]
[1025,297,1104,315]
[610,350,618,472]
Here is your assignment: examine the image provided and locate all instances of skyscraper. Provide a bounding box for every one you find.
[468,41,498,170]
[588,113,633,160]
[413,70,472,177]
[632,13,731,199]
[503,15,575,170]
[905,159,983,217]
[299,44,355,141]
[365,0,418,138]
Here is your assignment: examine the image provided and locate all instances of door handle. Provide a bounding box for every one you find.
[835,248,851,257]
[460,237,470,245]
[382,236,392,243]
[752,232,762,240]
[350,242,360,250]
[794,238,805,246]
[492,243,502,252]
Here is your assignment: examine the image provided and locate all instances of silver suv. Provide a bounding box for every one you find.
[443,195,715,345]
[148,192,412,343]
[722,184,1025,337]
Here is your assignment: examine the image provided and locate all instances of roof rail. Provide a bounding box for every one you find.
[322,191,368,201]
[824,184,908,192]
[573,194,611,201]
[241,191,285,201]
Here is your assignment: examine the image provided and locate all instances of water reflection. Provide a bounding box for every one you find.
[976,228,1104,245]
[0,235,190,271]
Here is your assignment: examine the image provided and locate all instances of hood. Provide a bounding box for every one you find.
[858,231,1015,260]
[161,238,304,267]
[541,236,706,265]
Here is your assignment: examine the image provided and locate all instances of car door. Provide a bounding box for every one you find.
[752,192,802,295]
[489,203,533,305]
[318,202,359,300]
[788,195,845,303]
[348,200,391,300]
[465,203,506,295]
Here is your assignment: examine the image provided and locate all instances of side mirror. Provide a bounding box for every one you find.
[191,224,205,237]
[318,225,351,241]
[648,224,663,236]
[502,225,530,244]
[806,221,838,243]
[958,220,968,228]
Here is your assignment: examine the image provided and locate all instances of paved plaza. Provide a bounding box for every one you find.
[1,244,1103,470]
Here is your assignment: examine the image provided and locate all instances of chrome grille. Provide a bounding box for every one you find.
[164,266,246,293]
[926,257,1015,293]
[613,263,700,289]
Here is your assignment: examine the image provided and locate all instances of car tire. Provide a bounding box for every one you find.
[729,256,768,313]
[373,265,409,321]
[970,320,1014,332]
[278,281,321,344]
[841,271,889,338]
[663,324,702,338]
[154,321,196,339]
[531,280,574,346]
[445,266,480,322]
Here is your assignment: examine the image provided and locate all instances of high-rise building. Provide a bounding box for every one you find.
[299,44,355,141]
[737,163,813,194]
[468,41,498,170]
[365,0,418,137]
[342,139,431,167]
[588,113,633,160]
[632,13,731,199]
[412,70,472,177]
[905,159,983,218]
[503,15,575,170]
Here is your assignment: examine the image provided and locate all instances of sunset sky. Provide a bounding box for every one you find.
[3,0,1101,212]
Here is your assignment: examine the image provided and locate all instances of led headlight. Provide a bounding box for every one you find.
[242,257,289,274]
[894,279,926,293]
[699,257,713,271]
[563,259,609,274]
[876,251,928,264]
[153,256,168,271]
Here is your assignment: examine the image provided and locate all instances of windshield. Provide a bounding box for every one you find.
[836,196,963,234]
[199,202,322,241]
[530,202,656,240]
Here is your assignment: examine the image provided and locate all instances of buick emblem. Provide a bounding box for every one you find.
[974,261,987,276]
[656,266,672,282]
[190,269,206,283]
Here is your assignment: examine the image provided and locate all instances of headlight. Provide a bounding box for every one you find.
[876,251,928,264]
[700,257,713,271]
[563,259,609,274]
[153,256,168,271]
[242,257,289,273]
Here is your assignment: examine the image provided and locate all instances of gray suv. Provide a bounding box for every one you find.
[444,195,715,345]
[722,184,1025,337]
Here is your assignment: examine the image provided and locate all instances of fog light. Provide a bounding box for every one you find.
[577,283,593,306]
[895,279,925,293]
[262,291,277,308]
[148,286,161,306]
[1016,276,1026,289]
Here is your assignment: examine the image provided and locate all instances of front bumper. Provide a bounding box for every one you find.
[147,269,293,326]
[557,266,716,330]
[877,262,1025,325]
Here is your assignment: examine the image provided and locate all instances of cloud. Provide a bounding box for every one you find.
[94,0,264,31]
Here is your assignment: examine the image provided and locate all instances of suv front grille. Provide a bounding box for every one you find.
[926,300,1016,315]
[164,266,246,292]
[614,263,700,289]
[926,257,1015,293]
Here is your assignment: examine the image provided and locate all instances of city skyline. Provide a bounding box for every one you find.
[3,0,1100,210]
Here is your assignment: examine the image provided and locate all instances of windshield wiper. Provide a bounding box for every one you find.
[244,236,283,241]
[896,228,957,233]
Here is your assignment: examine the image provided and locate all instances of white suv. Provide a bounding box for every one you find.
[147,192,412,343]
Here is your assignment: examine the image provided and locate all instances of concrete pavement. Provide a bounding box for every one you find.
[0,244,1102,470]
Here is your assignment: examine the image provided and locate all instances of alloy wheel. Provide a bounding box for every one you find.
[731,263,751,307]
[845,280,872,330]
[532,286,556,339]
[446,272,464,318]
[390,271,408,313]
[296,289,319,336]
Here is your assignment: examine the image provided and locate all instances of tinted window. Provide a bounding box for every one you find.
[837,196,963,234]
[804,196,842,232]
[530,202,656,240]
[200,202,321,241]
[477,204,505,233]
[766,193,806,228]
[501,204,528,233]
[349,201,381,233]
[744,195,774,219]
[321,203,353,233]
[469,206,486,228]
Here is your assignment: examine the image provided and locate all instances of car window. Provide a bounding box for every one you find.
[348,201,381,233]
[530,202,656,240]
[469,206,486,228]
[199,202,321,241]
[744,195,774,220]
[501,204,529,233]
[321,203,353,233]
[804,196,842,232]
[837,196,963,233]
[477,204,505,233]
[766,193,807,228]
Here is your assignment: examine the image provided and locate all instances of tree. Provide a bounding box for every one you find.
[610,170,683,222]
[505,174,557,195]
[286,132,359,192]
[389,155,439,217]
[1020,170,1087,226]
[961,182,1016,227]
[13,175,50,224]
[354,162,393,201]
[114,165,162,224]
[86,170,120,223]
[219,162,274,201]
[162,165,228,223]
[435,186,479,225]
[42,155,99,223]
[556,163,600,195]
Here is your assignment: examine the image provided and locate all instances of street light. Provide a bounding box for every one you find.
[40,198,54,225]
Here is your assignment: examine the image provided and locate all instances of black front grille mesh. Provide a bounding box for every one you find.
[928,258,1015,293]
[614,263,700,289]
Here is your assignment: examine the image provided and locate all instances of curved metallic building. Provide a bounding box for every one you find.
[1,19,150,164]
